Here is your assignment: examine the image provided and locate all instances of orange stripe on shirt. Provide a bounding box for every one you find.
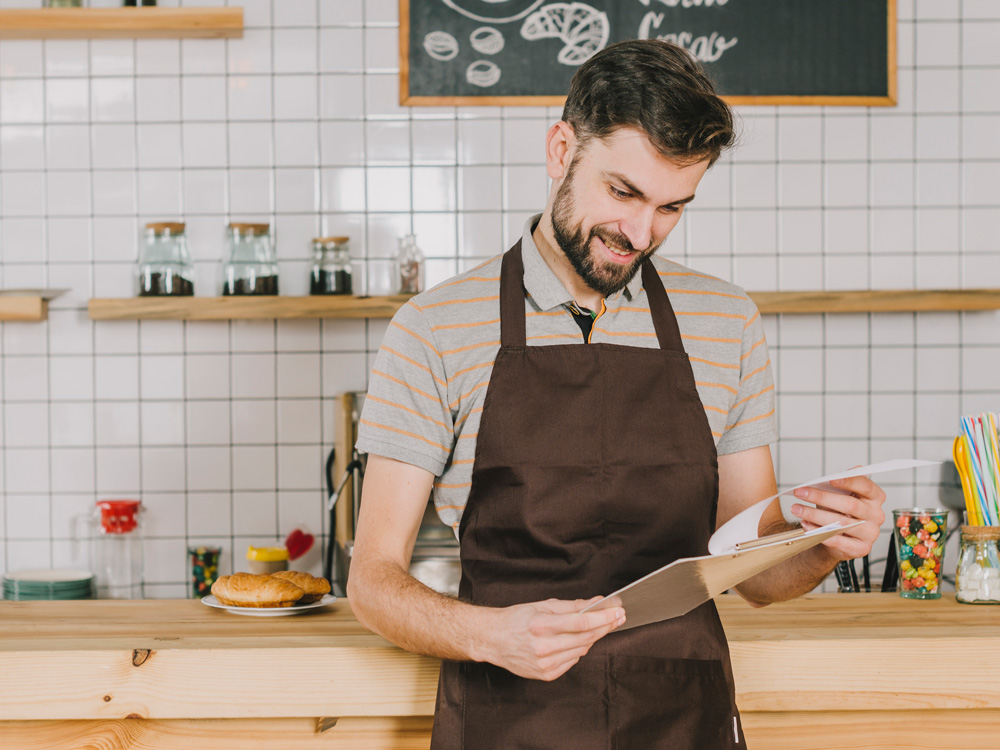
[434,482,472,489]
[422,295,500,310]
[731,384,774,410]
[744,310,760,329]
[359,419,450,452]
[451,360,495,380]
[449,381,489,410]
[696,381,738,395]
[527,333,582,341]
[442,339,501,357]
[740,337,765,361]
[663,288,749,302]
[689,356,740,370]
[450,458,476,465]
[456,406,484,428]
[389,320,439,356]
[658,270,718,280]
[432,274,501,293]
[371,369,442,404]
[741,359,772,384]
[435,503,469,511]
[382,346,447,388]
[703,404,727,415]
[611,307,747,322]
[725,409,776,432]
[432,318,500,332]
[366,394,452,431]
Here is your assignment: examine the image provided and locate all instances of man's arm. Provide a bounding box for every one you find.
[718,445,887,606]
[346,454,625,681]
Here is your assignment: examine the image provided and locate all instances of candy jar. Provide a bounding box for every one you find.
[893,508,949,599]
[310,236,353,295]
[137,222,194,297]
[956,526,1000,604]
[395,233,425,295]
[221,222,279,295]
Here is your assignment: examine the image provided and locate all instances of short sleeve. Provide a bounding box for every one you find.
[356,301,454,476]
[715,299,778,455]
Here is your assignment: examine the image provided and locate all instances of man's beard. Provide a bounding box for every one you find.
[550,162,655,299]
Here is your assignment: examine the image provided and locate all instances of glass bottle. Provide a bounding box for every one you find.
[955,525,1000,604]
[310,236,353,295]
[221,222,279,296]
[395,233,425,295]
[137,222,194,297]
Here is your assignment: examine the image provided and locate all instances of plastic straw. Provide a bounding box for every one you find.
[962,420,994,525]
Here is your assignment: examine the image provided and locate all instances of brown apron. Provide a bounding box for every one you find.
[431,241,745,749]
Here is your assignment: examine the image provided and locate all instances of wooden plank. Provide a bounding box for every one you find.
[740,709,1000,750]
[0,8,243,40]
[0,296,47,322]
[750,288,1000,314]
[88,295,414,321]
[333,393,358,551]
[0,717,434,750]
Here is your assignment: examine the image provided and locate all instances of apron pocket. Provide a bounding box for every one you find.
[611,655,736,750]
[460,661,611,750]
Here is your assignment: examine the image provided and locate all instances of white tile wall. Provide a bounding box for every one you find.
[0,1,998,598]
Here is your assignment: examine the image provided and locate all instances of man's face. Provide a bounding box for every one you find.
[550,128,710,298]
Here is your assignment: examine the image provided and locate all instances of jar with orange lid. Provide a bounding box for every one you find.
[221,222,279,295]
[137,222,194,297]
[310,236,353,295]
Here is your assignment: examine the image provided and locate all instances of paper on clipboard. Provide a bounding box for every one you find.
[581,459,941,631]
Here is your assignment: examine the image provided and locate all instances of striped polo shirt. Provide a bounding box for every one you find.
[357,215,778,531]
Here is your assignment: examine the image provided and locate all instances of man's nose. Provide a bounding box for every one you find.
[620,206,656,253]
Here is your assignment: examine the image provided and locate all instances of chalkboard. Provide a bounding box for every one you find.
[400,0,896,106]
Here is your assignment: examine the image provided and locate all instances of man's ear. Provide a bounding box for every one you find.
[545,121,577,181]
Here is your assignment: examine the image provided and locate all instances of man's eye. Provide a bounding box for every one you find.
[610,187,631,199]
[660,205,681,214]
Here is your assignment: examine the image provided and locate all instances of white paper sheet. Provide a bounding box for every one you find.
[581,459,942,630]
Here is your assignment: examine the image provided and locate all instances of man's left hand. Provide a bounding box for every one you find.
[790,472,887,561]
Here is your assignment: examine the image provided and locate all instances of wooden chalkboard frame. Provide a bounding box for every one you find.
[399,0,897,107]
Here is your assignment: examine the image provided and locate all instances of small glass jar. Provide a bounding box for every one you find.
[137,222,194,297]
[246,545,289,575]
[395,233,425,295]
[956,525,1000,604]
[45,0,82,7]
[310,236,353,295]
[221,223,279,296]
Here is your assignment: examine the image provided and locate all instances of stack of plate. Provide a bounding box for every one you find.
[3,569,94,601]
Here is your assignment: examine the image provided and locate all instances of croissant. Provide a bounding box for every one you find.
[271,571,331,603]
[211,572,304,608]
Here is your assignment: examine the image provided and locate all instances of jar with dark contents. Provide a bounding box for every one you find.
[221,222,279,296]
[310,236,353,295]
[189,546,221,599]
[137,222,194,297]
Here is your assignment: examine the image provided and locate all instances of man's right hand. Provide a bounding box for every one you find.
[481,597,626,681]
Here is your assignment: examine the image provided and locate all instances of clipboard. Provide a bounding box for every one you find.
[580,459,941,630]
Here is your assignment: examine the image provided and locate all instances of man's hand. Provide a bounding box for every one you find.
[790,471,888,561]
[482,597,625,681]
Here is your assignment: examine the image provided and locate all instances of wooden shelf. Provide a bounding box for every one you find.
[88,295,415,321]
[88,289,1000,321]
[0,7,242,40]
[0,297,48,322]
[750,288,1000,314]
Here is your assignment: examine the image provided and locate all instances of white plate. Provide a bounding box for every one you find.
[201,593,336,616]
[5,568,93,583]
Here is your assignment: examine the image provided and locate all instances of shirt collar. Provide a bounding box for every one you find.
[519,214,646,310]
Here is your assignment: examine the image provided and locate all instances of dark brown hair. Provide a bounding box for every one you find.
[561,39,735,166]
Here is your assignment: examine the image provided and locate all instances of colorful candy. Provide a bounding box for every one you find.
[190,546,221,599]
[893,510,949,599]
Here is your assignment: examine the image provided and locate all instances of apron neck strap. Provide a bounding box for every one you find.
[500,241,684,352]
[641,259,685,352]
[500,240,527,347]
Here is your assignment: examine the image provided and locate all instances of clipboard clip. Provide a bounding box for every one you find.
[733,527,806,551]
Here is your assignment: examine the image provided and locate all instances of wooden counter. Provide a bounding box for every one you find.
[1,593,997,749]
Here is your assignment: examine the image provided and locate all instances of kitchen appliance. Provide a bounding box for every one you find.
[75,500,145,599]
[327,392,461,598]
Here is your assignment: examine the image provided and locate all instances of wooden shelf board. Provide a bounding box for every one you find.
[88,295,415,321]
[751,289,1000,314]
[0,8,243,40]
[88,289,1000,321]
[0,297,48,322]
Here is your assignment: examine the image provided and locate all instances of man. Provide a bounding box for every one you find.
[348,39,886,748]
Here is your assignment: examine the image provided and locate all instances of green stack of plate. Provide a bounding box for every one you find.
[3,569,94,601]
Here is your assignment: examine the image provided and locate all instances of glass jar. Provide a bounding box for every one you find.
[221,222,279,296]
[395,233,425,295]
[246,546,289,575]
[956,525,1000,604]
[137,222,194,297]
[310,236,353,295]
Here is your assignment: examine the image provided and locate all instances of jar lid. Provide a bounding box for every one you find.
[961,525,1000,541]
[313,236,350,244]
[229,222,270,234]
[246,545,289,562]
[145,222,186,234]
